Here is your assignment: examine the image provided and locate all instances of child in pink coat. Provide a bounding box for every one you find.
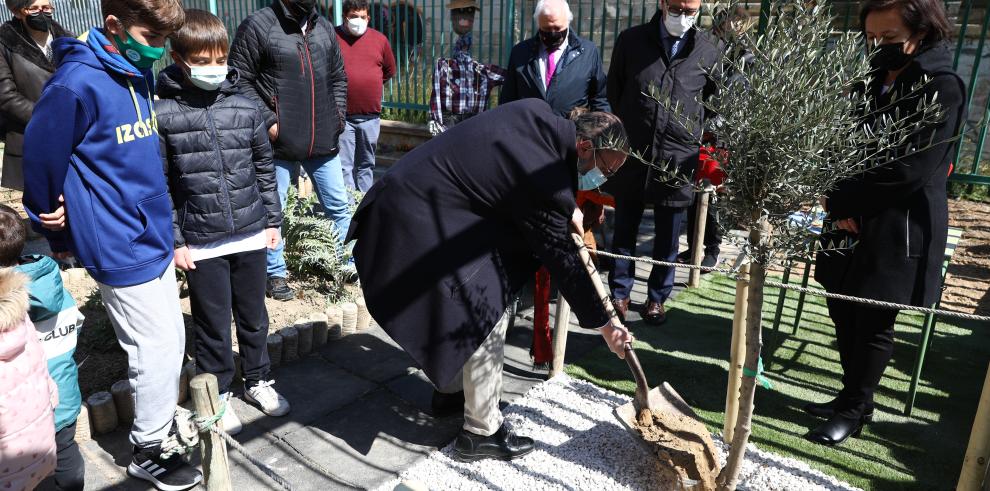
[0,268,58,490]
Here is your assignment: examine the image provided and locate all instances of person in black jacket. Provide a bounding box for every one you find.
[0,0,71,190]
[500,0,609,118]
[229,0,350,301]
[346,99,633,462]
[157,10,290,436]
[604,1,721,325]
[805,0,966,446]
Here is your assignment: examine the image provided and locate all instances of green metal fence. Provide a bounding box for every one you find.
[0,0,987,185]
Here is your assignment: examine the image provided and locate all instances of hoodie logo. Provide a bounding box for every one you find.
[115,118,157,145]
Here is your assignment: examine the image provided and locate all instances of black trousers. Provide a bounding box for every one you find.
[609,200,686,303]
[685,197,722,257]
[38,423,85,490]
[186,249,271,393]
[826,298,899,417]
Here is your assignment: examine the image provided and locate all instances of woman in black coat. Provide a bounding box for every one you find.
[807,0,967,445]
[0,0,71,190]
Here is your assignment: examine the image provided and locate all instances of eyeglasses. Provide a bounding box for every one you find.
[666,5,699,16]
[451,7,477,15]
[24,5,54,14]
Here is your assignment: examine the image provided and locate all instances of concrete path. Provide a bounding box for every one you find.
[41,209,741,491]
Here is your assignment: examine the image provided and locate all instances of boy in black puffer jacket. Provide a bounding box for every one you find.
[156,9,290,435]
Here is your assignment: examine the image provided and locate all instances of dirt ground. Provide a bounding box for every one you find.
[943,198,990,316]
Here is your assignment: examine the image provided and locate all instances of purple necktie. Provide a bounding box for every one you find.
[546,50,557,88]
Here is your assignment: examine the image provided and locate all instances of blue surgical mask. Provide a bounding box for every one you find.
[579,166,607,190]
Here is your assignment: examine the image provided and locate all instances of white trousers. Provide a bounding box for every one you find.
[441,309,511,436]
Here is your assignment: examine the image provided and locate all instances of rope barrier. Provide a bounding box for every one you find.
[591,249,990,323]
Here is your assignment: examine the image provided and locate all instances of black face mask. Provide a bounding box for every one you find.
[24,12,52,33]
[285,0,316,17]
[539,29,567,50]
[870,42,914,72]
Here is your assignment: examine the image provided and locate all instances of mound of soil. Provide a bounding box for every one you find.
[633,409,720,491]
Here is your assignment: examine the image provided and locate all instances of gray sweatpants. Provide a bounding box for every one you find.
[99,264,185,445]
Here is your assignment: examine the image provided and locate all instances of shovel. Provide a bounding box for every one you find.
[569,233,706,450]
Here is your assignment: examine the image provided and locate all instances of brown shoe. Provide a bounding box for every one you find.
[643,302,667,325]
[612,298,630,322]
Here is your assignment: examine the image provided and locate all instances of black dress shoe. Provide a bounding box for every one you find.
[805,413,864,446]
[700,254,719,271]
[676,250,693,264]
[803,399,874,423]
[453,424,535,462]
[643,302,667,325]
[431,390,464,417]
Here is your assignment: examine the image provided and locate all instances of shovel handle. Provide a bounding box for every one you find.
[570,233,621,324]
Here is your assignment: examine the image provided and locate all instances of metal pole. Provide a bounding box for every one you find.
[334,0,343,25]
[208,0,218,15]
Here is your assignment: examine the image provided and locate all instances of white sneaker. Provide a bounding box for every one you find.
[220,393,242,435]
[244,380,290,417]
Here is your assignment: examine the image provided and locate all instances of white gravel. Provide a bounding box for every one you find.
[377,375,862,491]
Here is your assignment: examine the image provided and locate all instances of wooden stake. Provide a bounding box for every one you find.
[689,188,711,288]
[959,362,990,491]
[267,333,283,368]
[311,312,330,347]
[724,262,751,442]
[295,319,314,356]
[281,326,299,362]
[549,298,572,378]
[86,391,118,435]
[111,380,135,426]
[190,374,232,491]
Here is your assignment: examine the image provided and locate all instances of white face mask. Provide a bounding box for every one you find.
[347,17,368,36]
[188,65,228,91]
[664,8,697,38]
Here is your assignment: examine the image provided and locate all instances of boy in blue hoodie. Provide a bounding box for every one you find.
[0,205,85,490]
[20,1,202,489]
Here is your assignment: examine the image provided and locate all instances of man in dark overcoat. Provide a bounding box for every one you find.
[346,99,632,462]
[604,0,722,325]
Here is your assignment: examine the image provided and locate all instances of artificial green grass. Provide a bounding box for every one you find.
[566,274,989,490]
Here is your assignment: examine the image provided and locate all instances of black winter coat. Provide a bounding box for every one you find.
[817,43,967,308]
[229,1,348,162]
[500,30,610,117]
[604,12,721,207]
[156,65,282,248]
[0,19,71,190]
[346,99,611,388]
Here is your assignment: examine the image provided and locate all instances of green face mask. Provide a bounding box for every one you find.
[113,30,165,70]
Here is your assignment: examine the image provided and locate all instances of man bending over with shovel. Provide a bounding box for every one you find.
[346,99,632,462]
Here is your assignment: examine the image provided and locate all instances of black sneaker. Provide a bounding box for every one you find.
[266,276,294,301]
[127,441,202,491]
[676,250,693,264]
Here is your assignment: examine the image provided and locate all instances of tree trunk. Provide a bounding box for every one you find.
[716,222,768,491]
